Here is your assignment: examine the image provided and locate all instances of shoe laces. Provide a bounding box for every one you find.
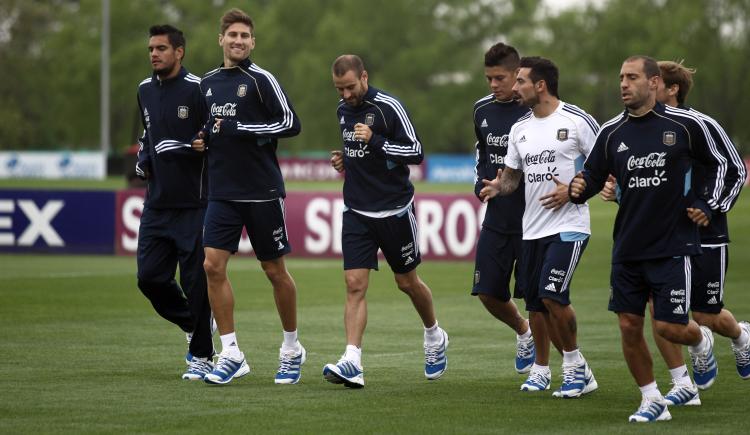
[216,351,240,369]
[526,370,549,386]
[733,342,750,366]
[277,350,298,374]
[424,342,443,365]
[691,350,713,373]
[517,337,534,358]
[561,362,579,385]
[636,396,665,415]
[188,357,213,374]
[666,380,694,397]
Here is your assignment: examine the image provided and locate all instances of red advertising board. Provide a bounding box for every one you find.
[116,190,485,261]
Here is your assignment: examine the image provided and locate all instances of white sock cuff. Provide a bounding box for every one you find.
[282,330,298,349]
[639,381,660,399]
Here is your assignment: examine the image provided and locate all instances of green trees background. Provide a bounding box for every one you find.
[1,0,748,155]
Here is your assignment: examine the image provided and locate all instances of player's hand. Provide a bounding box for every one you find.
[540,175,568,210]
[331,150,344,173]
[687,207,710,227]
[353,123,373,143]
[191,131,206,152]
[599,175,617,202]
[479,168,502,202]
[569,171,587,198]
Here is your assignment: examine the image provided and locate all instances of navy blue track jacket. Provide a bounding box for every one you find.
[472,95,529,234]
[570,102,727,262]
[136,66,208,209]
[337,86,422,211]
[199,59,301,200]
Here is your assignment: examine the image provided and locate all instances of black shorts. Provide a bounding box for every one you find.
[690,245,727,314]
[342,206,420,274]
[519,233,588,312]
[203,199,291,261]
[471,228,523,301]
[609,256,691,324]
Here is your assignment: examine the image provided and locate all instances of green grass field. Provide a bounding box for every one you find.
[1,189,748,434]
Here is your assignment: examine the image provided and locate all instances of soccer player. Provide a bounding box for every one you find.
[135,24,215,380]
[471,42,535,374]
[191,8,304,385]
[324,54,448,388]
[569,55,727,422]
[600,61,748,406]
[480,56,598,398]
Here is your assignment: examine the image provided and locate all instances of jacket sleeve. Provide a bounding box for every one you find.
[135,94,151,179]
[702,116,745,213]
[367,99,423,166]
[217,72,301,140]
[473,115,489,199]
[689,117,727,213]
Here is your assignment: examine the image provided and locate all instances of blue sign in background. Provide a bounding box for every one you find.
[0,190,115,254]
[426,155,476,183]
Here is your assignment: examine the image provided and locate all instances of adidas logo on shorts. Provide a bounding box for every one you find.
[545,283,557,292]
[673,305,685,315]
[708,296,718,304]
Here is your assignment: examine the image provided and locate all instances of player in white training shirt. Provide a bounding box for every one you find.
[482,56,598,398]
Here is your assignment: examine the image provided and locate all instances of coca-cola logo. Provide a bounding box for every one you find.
[486,133,508,147]
[524,150,556,166]
[210,103,237,117]
[627,152,666,170]
[342,129,356,142]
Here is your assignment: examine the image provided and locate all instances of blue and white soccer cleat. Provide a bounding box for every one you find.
[323,358,364,388]
[555,360,598,398]
[690,326,718,390]
[663,382,701,406]
[520,369,551,391]
[628,396,672,423]
[204,350,250,385]
[275,344,307,384]
[731,321,750,379]
[515,335,535,374]
[182,356,215,381]
[424,329,449,380]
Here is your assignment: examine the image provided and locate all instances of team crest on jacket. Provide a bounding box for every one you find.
[556,128,568,141]
[237,84,247,97]
[177,106,188,119]
[663,131,676,146]
[365,113,375,126]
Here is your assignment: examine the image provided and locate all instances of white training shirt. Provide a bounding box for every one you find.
[505,101,599,240]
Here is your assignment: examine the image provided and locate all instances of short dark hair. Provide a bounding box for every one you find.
[221,8,254,35]
[519,56,559,98]
[332,54,365,77]
[625,55,660,79]
[658,60,695,106]
[484,42,520,70]
[149,24,185,53]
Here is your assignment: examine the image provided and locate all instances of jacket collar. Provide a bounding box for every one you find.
[152,66,188,84]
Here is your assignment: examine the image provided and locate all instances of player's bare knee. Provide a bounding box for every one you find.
[203,258,225,280]
[618,314,644,339]
[394,273,421,295]
[345,275,368,295]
